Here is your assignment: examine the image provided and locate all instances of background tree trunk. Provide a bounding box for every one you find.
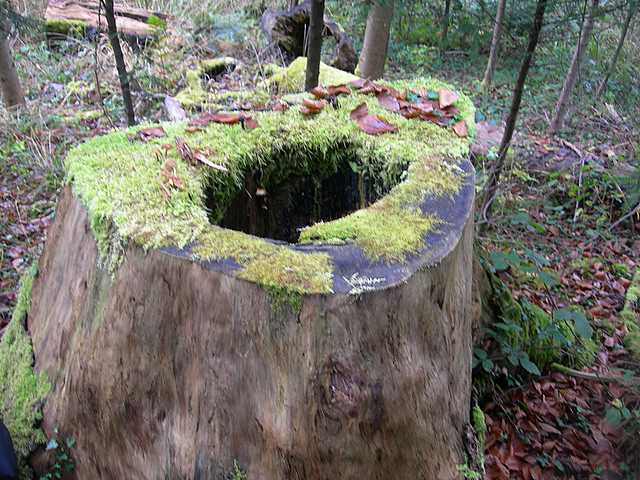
[441,0,451,54]
[288,0,299,9]
[29,181,475,479]
[481,0,507,91]
[102,0,136,126]
[481,0,549,226]
[357,0,394,80]
[548,0,599,135]
[0,20,25,108]
[304,0,324,90]
[596,0,637,98]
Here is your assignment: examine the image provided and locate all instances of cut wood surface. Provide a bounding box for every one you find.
[45,0,168,39]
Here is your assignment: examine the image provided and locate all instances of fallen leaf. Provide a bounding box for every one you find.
[272,100,290,112]
[300,98,327,115]
[327,84,351,96]
[243,116,258,129]
[175,137,194,163]
[310,86,328,99]
[377,92,400,112]
[184,126,203,134]
[355,115,398,136]
[438,89,459,109]
[453,120,468,137]
[192,150,228,172]
[132,126,166,142]
[350,103,368,121]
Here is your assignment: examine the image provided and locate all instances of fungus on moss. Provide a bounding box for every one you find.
[0,264,51,469]
[66,67,475,294]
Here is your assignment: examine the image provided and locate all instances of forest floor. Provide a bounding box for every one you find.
[1,20,639,480]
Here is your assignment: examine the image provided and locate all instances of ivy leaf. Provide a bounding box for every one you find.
[519,353,541,375]
[573,310,593,339]
[46,438,59,450]
[489,251,510,271]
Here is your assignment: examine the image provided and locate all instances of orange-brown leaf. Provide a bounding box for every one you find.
[350,102,369,121]
[452,120,468,137]
[327,84,351,96]
[377,92,400,112]
[134,126,166,142]
[355,115,398,136]
[310,86,328,99]
[438,89,459,109]
[301,98,327,115]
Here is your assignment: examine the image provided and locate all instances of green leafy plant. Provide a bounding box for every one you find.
[39,430,76,480]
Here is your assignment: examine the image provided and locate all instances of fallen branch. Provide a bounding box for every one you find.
[551,362,640,386]
[610,200,640,231]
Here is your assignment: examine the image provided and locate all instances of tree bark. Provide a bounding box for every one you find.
[480,0,548,226]
[441,0,451,54]
[288,0,299,9]
[29,181,475,479]
[548,0,600,135]
[481,0,507,91]
[102,0,136,126]
[304,0,324,90]
[358,0,394,80]
[596,0,637,98]
[0,20,25,108]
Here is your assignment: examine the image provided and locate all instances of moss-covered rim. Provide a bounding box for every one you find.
[66,76,475,295]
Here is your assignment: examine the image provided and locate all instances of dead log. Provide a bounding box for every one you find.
[261,0,357,72]
[45,0,168,43]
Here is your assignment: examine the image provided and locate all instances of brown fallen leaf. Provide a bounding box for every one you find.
[272,100,290,112]
[131,126,167,142]
[310,86,328,99]
[348,78,369,89]
[300,98,327,115]
[377,92,400,112]
[452,120,468,138]
[192,150,229,172]
[350,102,369,121]
[175,137,194,163]
[184,126,203,134]
[160,158,185,198]
[327,84,351,96]
[355,115,398,136]
[438,89,459,109]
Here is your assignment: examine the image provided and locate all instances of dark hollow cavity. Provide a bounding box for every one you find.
[204,148,403,243]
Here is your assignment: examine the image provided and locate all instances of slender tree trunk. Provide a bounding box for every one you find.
[480,0,548,227]
[548,0,599,135]
[357,0,394,80]
[288,0,299,9]
[441,0,451,54]
[102,0,136,126]
[304,0,324,91]
[596,0,637,97]
[0,19,25,108]
[481,0,507,91]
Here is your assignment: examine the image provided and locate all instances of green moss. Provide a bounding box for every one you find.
[472,405,486,471]
[259,57,359,94]
[45,19,86,37]
[66,73,475,294]
[622,270,640,359]
[0,264,51,468]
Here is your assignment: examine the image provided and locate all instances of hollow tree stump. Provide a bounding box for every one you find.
[27,76,476,479]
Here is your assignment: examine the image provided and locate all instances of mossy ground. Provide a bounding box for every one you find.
[622,269,640,359]
[66,63,474,294]
[45,19,87,38]
[0,264,51,473]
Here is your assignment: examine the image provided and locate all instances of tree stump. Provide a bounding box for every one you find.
[261,0,357,72]
[28,77,476,479]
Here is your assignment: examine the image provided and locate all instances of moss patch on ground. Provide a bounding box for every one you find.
[622,269,640,359]
[66,66,474,294]
[0,264,51,469]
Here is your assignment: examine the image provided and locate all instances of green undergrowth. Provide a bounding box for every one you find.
[66,66,474,294]
[45,19,87,38]
[0,264,51,475]
[622,269,640,359]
